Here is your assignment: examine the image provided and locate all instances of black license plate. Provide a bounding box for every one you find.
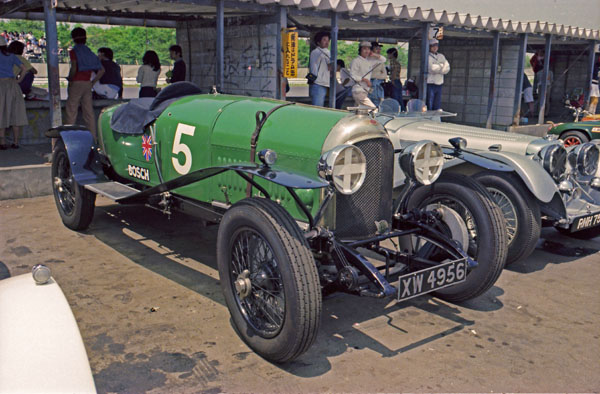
[397,259,467,301]
[570,212,600,232]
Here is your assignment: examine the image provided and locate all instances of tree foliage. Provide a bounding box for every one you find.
[1,19,176,65]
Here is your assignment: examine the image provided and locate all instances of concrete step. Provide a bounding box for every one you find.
[0,143,53,200]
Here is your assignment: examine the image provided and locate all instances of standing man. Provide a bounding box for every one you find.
[588,55,599,115]
[64,27,104,141]
[308,31,331,107]
[427,38,450,111]
[387,47,404,111]
[167,44,186,84]
[350,41,385,109]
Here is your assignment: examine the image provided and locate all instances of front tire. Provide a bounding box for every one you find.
[217,197,321,363]
[406,173,508,302]
[51,140,96,230]
[474,171,541,265]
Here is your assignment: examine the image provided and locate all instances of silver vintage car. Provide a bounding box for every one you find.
[378,100,600,265]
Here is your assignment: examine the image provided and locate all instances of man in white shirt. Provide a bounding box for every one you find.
[427,38,450,110]
[350,41,386,109]
[309,31,331,107]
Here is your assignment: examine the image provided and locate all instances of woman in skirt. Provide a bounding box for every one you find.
[0,36,28,149]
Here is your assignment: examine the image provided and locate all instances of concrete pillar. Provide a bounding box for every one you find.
[538,34,552,124]
[42,0,62,129]
[486,31,500,128]
[216,0,224,92]
[512,33,528,125]
[584,40,597,109]
[328,12,338,108]
[276,6,287,100]
[419,22,429,102]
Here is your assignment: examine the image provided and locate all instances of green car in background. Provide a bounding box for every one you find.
[548,119,600,147]
[46,83,507,362]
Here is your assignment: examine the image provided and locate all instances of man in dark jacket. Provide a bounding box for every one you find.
[167,44,186,83]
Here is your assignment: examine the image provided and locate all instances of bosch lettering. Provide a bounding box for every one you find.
[128,165,150,181]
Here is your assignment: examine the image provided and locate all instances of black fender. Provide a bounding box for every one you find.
[46,126,107,185]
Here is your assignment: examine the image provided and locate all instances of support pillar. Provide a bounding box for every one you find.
[419,22,429,103]
[486,31,500,129]
[216,0,224,92]
[276,6,286,100]
[43,0,62,131]
[584,40,597,109]
[538,34,552,125]
[328,12,338,108]
[512,33,528,125]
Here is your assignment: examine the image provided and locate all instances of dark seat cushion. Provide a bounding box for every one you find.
[150,81,203,110]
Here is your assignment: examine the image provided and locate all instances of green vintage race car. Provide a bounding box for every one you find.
[548,119,600,147]
[47,83,506,362]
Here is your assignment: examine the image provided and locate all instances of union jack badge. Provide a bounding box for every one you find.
[142,135,152,161]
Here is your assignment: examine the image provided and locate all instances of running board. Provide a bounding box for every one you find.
[84,182,139,201]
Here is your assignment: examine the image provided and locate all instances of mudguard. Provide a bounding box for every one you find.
[47,126,106,186]
[474,151,559,203]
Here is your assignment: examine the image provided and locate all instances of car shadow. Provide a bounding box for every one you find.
[85,200,504,378]
[506,228,600,274]
[85,201,225,307]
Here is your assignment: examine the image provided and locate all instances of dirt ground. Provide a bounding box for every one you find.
[1,195,599,393]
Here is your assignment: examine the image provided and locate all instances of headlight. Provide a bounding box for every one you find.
[318,144,367,195]
[568,143,599,176]
[541,144,567,181]
[399,140,444,185]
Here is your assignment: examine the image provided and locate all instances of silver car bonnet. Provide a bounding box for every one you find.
[384,117,542,156]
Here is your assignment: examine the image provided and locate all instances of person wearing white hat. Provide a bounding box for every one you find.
[427,38,450,110]
[0,35,28,150]
[349,41,385,109]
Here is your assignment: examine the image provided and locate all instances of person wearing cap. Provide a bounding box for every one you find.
[427,38,450,111]
[309,31,332,107]
[349,41,386,109]
[0,35,28,149]
[368,42,387,106]
[65,27,104,141]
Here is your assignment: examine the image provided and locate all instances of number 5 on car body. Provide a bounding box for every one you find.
[172,123,196,175]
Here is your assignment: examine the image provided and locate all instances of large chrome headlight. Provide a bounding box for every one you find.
[399,140,444,185]
[318,144,367,195]
[540,144,567,181]
[568,143,600,176]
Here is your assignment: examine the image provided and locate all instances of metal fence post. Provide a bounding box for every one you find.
[486,31,500,129]
[538,34,553,125]
[328,12,338,108]
[43,0,62,131]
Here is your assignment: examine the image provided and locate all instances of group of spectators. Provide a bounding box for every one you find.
[1,30,48,62]
[308,32,450,112]
[0,26,187,149]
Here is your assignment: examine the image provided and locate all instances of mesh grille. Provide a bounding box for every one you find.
[334,138,394,239]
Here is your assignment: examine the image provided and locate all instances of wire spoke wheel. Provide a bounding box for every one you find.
[230,228,285,338]
[54,151,76,216]
[487,187,518,245]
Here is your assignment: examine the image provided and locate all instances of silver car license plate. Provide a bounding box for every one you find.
[397,259,467,301]
[570,212,600,232]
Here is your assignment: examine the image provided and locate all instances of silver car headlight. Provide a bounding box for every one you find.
[318,144,367,195]
[540,144,567,181]
[568,143,599,176]
[399,140,444,185]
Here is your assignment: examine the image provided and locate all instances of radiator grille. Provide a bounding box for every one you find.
[334,138,394,239]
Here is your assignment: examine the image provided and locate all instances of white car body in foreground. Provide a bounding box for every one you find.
[0,273,96,393]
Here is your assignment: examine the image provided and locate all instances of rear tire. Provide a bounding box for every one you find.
[474,171,541,265]
[51,140,96,230]
[217,197,321,363]
[406,173,507,302]
[559,130,589,147]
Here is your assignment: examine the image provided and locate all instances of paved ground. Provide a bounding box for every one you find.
[1,195,599,393]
